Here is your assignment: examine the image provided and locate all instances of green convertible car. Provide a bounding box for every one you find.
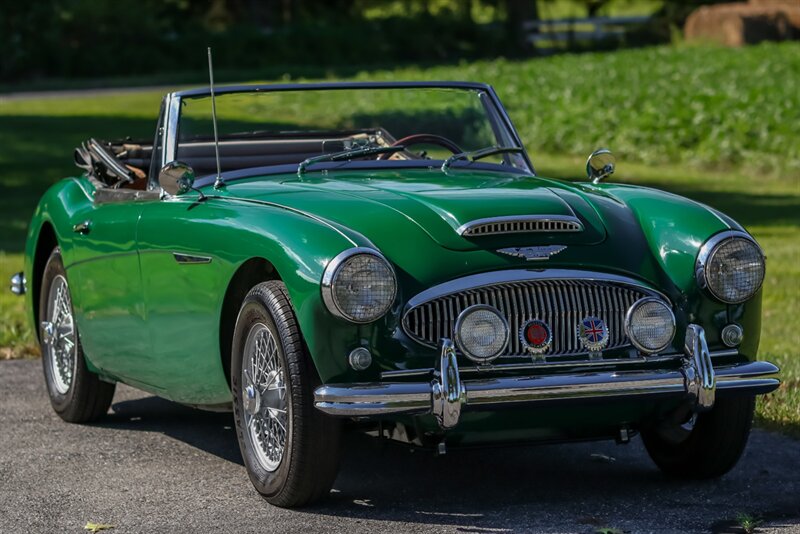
[12,82,779,507]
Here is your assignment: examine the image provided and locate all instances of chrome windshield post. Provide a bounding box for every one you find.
[682,324,716,411]
[431,339,466,430]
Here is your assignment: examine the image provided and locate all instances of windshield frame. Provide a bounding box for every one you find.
[155,81,534,188]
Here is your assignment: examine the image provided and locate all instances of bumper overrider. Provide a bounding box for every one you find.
[314,324,779,430]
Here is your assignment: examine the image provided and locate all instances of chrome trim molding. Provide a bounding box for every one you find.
[315,326,779,430]
[457,215,583,237]
[10,272,26,296]
[404,269,669,311]
[624,297,677,354]
[320,247,397,324]
[403,269,669,360]
[379,348,740,380]
[695,230,765,304]
[173,252,212,264]
[163,93,182,168]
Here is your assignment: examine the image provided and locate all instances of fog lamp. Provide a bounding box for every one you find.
[454,305,509,363]
[624,297,676,354]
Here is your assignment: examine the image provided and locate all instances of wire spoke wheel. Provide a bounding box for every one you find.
[242,322,288,472]
[42,274,77,395]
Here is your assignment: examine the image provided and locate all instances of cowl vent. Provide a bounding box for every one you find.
[457,215,583,237]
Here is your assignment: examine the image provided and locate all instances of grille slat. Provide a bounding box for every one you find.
[403,279,657,359]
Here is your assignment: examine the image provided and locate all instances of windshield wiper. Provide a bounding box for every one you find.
[441,146,525,171]
[297,145,406,175]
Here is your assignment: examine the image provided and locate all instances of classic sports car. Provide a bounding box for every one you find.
[12,81,779,508]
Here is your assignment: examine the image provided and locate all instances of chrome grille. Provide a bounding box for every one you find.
[459,216,583,237]
[403,279,655,358]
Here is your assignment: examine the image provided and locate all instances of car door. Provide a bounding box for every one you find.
[68,187,157,382]
[134,196,233,403]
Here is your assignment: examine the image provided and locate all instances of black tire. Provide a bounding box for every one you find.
[642,396,755,479]
[231,281,341,508]
[39,248,115,423]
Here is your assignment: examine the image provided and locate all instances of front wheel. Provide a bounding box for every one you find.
[231,281,341,508]
[642,396,755,479]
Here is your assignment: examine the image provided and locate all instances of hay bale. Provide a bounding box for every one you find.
[684,2,800,46]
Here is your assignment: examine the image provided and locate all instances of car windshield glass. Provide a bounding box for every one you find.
[176,86,531,177]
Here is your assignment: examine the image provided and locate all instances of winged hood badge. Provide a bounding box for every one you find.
[497,245,567,261]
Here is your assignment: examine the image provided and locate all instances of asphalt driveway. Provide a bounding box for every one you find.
[0,359,798,534]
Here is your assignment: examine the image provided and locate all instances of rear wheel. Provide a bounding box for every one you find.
[231,281,340,507]
[642,396,755,479]
[39,248,115,423]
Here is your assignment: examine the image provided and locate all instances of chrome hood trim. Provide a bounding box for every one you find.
[457,215,583,237]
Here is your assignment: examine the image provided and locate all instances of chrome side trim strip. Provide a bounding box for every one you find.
[457,215,583,236]
[10,272,26,295]
[173,253,212,264]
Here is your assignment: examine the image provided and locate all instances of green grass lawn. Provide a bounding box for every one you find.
[0,43,797,433]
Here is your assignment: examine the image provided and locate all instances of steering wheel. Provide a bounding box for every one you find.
[376,134,463,160]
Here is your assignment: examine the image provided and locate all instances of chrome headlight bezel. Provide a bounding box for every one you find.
[696,230,766,304]
[624,297,676,354]
[321,247,398,324]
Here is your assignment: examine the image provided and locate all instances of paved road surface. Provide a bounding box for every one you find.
[1,360,798,533]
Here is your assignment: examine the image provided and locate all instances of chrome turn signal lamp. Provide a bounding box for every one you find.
[721,324,744,347]
[454,304,509,363]
[348,347,373,371]
[624,297,676,354]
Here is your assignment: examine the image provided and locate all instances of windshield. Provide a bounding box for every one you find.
[176,86,531,177]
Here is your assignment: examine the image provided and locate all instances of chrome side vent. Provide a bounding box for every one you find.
[458,215,583,237]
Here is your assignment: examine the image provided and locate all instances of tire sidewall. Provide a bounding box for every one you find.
[231,296,295,497]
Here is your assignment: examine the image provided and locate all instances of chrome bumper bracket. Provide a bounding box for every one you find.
[313,324,779,430]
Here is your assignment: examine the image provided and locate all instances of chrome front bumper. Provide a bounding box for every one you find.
[314,324,780,430]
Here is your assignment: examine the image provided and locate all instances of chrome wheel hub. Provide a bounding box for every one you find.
[242,323,287,472]
[43,275,76,395]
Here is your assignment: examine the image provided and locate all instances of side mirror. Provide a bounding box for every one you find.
[586,149,615,184]
[159,161,196,195]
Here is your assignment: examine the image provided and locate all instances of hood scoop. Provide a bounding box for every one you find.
[457,215,584,237]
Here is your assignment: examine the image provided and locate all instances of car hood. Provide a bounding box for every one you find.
[223,168,607,252]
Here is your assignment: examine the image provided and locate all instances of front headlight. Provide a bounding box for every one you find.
[321,247,397,323]
[696,231,765,304]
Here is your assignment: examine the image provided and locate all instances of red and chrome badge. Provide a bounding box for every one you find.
[519,319,552,355]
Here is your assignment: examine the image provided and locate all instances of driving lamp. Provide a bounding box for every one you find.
[624,298,676,354]
[454,305,509,363]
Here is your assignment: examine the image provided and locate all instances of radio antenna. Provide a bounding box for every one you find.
[208,47,224,189]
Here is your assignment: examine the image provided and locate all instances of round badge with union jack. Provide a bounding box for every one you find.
[577,316,609,352]
[519,319,552,355]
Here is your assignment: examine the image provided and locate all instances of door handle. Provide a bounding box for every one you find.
[73,221,91,235]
